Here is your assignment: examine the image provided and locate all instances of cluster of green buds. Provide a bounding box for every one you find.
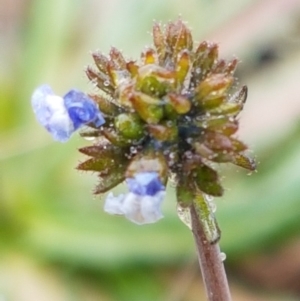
[76,19,255,225]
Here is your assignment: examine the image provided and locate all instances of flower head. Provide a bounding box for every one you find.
[34,19,256,225]
[31,85,105,142]
[104,172,165,225]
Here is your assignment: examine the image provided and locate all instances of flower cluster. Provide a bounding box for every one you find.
[32,20,255,224]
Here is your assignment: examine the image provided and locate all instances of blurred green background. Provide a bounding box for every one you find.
[1,0,300,300]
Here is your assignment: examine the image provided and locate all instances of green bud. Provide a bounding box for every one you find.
[208,102,243,116]
[196,116,238,136]
[115,113,144,139]
[192,42,218,82]
[163,103,178,119]
[165,19,193,58]
[195,74,233,107]
[176,50,191,87]
[137,75,168,98]
[129,91,164,124]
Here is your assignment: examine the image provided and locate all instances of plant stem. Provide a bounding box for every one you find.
[190,203,232,301]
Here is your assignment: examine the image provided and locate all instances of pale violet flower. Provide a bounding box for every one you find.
[31,85,105,142]
[104,193,125,215]
[104,172,165,225]
[64,89,104,130]
[31,85,73,142]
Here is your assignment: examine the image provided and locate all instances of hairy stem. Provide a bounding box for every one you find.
[190,203,232,301]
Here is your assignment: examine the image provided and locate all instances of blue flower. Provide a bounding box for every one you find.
[64,89,104,130]
[126,172,165,196]
[104,172,165,225]
[31,85,74,142]
[31,85,105,142]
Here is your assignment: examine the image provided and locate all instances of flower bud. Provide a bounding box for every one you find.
[175,50,191,87]
[195,74,233,108]
[129,91,164,124]
[192,42,218,81]
[165,20,193,58]
[114,113,144,139]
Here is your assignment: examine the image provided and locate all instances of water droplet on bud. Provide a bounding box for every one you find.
[195,67,201,74]
[177,204,192,230]
[205,194,214,202]
[166,120,173,127]
[83,136,96,141]
[220,252,226,261]
[130,146,138,154]
[169,152,176,159]
[209,202,217,213]
[185,151,193,159]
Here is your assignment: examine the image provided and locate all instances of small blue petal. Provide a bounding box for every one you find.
[31,85,74,142]
[126,172,165,196]
[104,190,165,225]
[104,192,125,215]
[31,84,54,125]
[63,90,105,130]
[32,85,106,142]
[122,192,164,224]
